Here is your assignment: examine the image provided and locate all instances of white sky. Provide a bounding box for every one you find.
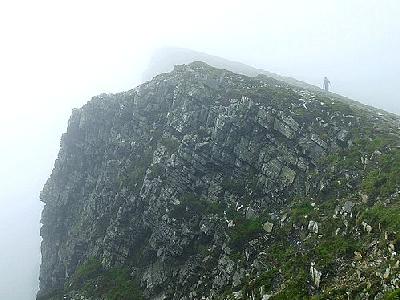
[0,0,399,298]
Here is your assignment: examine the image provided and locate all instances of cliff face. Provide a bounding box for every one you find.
[38,62,400,300]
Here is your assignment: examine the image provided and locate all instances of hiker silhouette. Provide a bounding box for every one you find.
[323,76,331,92]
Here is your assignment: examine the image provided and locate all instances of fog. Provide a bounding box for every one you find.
[0,0,399,298]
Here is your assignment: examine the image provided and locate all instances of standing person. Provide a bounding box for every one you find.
[323,76,331,92]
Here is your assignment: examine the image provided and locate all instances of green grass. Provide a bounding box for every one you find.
[384,289,400,300]
[271,273,308,300]
[67,258,144,300]
[267,246,309,300]
[362,149,400,198]
[362,202,400,232]
[319,134,400,201]
[314,236,359,266]
[241,269,278,298]
[100,268,144,300]
[290,201,315,224]
[71,258,102,288]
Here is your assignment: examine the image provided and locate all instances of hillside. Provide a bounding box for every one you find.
[38,61,400,300]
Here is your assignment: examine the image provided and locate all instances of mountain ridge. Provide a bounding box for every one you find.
[143,48,399,119]
[143,48,328,94]
[38,61,400,300]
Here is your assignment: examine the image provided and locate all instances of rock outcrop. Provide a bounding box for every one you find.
[38,62,400,299]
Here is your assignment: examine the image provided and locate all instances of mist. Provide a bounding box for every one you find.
[0,0,399,299]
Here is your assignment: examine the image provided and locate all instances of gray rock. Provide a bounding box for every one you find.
[308,220,319,234]
[263,222,274,233]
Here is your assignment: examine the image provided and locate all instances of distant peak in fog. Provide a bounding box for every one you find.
[142,47,261,80]
[142,47,322,93]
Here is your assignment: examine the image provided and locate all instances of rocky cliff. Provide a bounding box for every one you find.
[38,62,400,300]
